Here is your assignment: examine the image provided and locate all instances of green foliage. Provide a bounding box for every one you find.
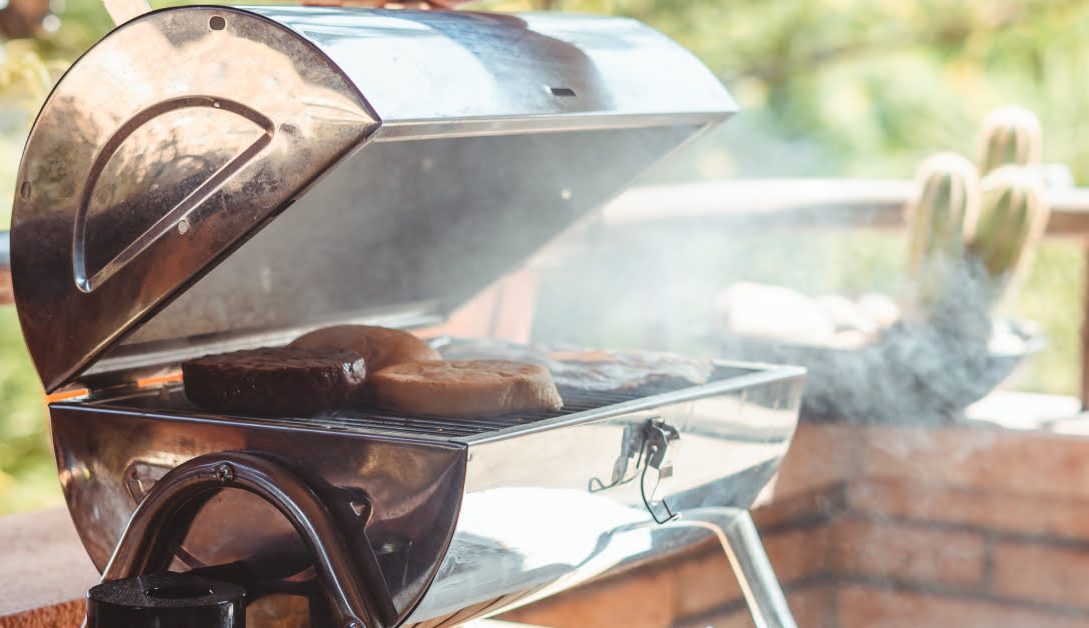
[0,308,54,513]
[904,152,980,310]
[971,166,1049,282]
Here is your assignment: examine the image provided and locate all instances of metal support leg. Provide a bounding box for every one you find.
[665,507,797,628]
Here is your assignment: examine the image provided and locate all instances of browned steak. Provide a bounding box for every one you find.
[182,347,366,417]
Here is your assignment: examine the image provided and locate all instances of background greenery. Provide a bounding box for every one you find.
[0,0,1086,513]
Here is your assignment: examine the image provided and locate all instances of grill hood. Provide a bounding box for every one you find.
[9,6,736,393]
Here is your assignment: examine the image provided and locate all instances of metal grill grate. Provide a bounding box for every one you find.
[104,365,749,439]
[298,386,654,438]
[288,364,748,438]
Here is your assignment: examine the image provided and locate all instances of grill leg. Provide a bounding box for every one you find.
[667,507,797,628]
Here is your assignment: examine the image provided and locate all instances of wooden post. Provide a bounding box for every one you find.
[1081,242,1089,410]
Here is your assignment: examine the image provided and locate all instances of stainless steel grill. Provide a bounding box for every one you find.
[7,2,804,627]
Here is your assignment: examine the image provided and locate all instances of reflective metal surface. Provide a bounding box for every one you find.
[50,358,802,626]
[11,6,377,392]
[99,452,392,628]
[412,362,802,624]
[51,399,466,626]
[11,7,735,393]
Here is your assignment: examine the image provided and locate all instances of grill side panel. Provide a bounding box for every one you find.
[49,404,467,625]
[407,369,803,624]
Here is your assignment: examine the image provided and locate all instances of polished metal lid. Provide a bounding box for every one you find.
[10,5,736,392]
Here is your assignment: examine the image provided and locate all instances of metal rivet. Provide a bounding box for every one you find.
[209,15,226,30]
[177,219,189,234]
[19,180,30,200]
[214,463,234,483]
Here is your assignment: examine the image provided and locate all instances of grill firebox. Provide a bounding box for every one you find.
[52,348,802,626]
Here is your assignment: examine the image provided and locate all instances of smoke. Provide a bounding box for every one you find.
[524,174,1036,425]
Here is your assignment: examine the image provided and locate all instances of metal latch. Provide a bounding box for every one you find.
[641,419,680,523]
[590,417,681,524]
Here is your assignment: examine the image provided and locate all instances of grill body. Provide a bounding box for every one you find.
[50,359,802,626]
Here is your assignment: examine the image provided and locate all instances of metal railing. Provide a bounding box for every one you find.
[594,178,1089,409]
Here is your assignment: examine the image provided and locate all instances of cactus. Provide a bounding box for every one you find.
[904,152,980,310]
[968,165,1050,300]
[976,105,1043,176]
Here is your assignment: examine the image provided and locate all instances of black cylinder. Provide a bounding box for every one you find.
[87,572,246,628]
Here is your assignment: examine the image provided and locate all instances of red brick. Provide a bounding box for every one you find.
[993,541,1089,608]
[500,565,678,628]
[672,544,741,617]
[855,425,1089,500]
[674,584,836,628]
[753,488,840,530]
[837,584,1089,628]
[0,601,83,628]
[763,525,832,584]
[670,523,833,618]
[830,518,986,588]
[847,479,1089,541]
[774,423,861,497]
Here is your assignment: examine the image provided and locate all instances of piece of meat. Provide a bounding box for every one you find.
[182,347,366,417]
[439,339,712,393]
[369,359,563,417]
[290,325,439,373]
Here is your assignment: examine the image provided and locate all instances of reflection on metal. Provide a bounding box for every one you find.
[589,422,644,493]
[11,6,378,392]
[101,452,392,628]
[74,96,276,293]
[588,417,681,523]
[50,360,803,626]
[10,7,735,394]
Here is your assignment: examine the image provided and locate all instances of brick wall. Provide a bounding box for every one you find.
[502,419,1089,627]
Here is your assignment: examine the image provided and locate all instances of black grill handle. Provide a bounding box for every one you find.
[97,451,393,628]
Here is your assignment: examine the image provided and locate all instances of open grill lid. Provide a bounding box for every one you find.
[10,5,736,393]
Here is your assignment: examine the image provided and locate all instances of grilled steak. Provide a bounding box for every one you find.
[183,347,367,416]
[290,325,439,373]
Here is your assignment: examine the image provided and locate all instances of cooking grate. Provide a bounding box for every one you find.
[303,387,648,438]
[234,363,749,438]
[99,364,749,440]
